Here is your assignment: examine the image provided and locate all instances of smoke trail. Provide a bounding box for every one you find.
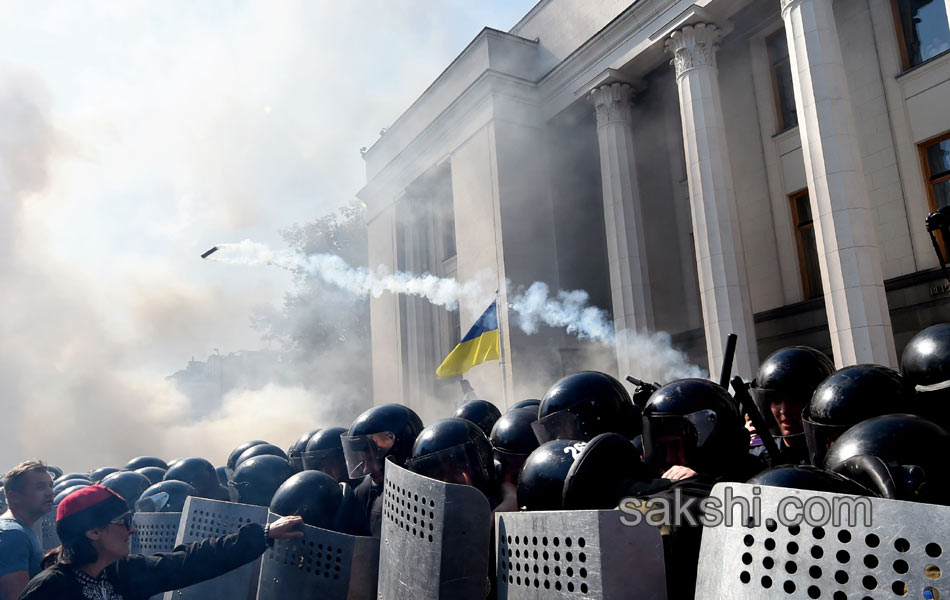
[207,240,705,381]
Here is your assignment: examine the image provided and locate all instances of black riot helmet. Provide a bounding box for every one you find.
[53,475,92,493]
[135,467,166,486]
[55,473,92,485]
[562,433,653,510]
[901,323,950,428]
[823,414,950,505]
[215,466,229,486]
[517,439,587,511]
[302,427,359,485]
[288,429,321,472]
[163,457,221,498]
[453,400,502,437]
[408,418,498,499]
[137,480,196,513]
[54,484,90,505]
[89,467,120,483]
[125,456,168,471]
[490,408,540,485]
[101,471,153,512]
[534,371,640,444]
[236,443,288,467]
[226,440,268,471]
[641,378,748,476]
[746,465,873,495]
[229,455,294,506]
[270,471,341,529]
[510,399,540,412]
[902,323,950,389]
[751,346,835,436]
[342,404,423,483]
[803,364,912,466]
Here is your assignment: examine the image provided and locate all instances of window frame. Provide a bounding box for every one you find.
[890,0,950,71]
[918,130,950,256]
[765,28,797,133]
[789,188,822,300]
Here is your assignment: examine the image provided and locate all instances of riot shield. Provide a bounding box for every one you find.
[695,482,950,598]
[130,511,181,555]
[256,512,379,599]
[495,509,666,599]
[162,497,268,600]
[31,509,60,551]
[376,460,492,600]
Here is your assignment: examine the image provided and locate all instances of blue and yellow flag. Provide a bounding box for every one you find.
[436,301,500,378]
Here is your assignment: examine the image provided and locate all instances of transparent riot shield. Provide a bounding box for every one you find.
[162,497,268,600]
[376,460,492,600]
[31,509,60,551]
[495,509,667,599]
[695,482,950,599]
[256,512,379,599]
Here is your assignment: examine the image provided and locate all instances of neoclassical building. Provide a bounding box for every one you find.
[358,0,950,418]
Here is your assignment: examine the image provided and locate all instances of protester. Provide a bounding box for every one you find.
[19,485,303,600]
[0,461,54,600]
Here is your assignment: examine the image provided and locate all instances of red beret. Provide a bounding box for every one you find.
[56,485,128,544]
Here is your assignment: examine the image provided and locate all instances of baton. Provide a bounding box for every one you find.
[731,376,781,467]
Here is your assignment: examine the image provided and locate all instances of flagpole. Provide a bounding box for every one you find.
[496,289,511,409]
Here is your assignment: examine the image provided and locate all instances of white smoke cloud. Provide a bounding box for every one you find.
[208,240,706,384]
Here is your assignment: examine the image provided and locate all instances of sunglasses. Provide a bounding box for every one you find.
[109,513,133,530]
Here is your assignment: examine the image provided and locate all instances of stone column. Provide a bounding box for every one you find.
[666,23,758,379]
[587,82,655,378]
[781,0,897,367]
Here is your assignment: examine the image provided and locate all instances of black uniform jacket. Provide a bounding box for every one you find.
[19,523,266,600]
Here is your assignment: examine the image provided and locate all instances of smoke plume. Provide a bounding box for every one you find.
[207,240,705,384]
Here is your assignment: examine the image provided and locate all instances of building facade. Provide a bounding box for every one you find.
[358,0,950,418]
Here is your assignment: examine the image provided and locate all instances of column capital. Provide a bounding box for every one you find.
[780,0,801,16]
[666,23,721,79]
[587,82,636,128]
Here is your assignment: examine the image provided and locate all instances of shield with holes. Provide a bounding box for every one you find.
[130,511,181,555]
[377,460,492,600]
[130,511,183,600]
[256,512,379,599]
[161,497,268,600]
[695,482,950,599]
[31,509,60,551]
[495,509,667,599]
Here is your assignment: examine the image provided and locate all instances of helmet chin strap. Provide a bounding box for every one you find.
[777,432,806,440]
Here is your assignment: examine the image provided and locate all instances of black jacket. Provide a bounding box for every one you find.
[19,523,266,600]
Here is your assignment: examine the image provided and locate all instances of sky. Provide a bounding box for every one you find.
[0,0,537,472]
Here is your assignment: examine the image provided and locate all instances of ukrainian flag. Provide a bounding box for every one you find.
[436,301,500,378]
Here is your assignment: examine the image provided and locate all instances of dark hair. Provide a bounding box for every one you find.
[59,537,98,567]
[41,547,61,570]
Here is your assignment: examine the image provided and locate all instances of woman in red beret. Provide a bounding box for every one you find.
[19,485,303,599]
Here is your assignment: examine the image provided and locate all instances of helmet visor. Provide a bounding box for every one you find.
[406,442,492,491]
[641,410,717,471]
[531,408,583,444]
[803,415,850,467]
[749,388,782,436]
[301,447,345,473]
[341,433,393,480]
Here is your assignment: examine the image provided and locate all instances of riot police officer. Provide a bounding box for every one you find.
[342,404,423,537]
[749,346,835,466]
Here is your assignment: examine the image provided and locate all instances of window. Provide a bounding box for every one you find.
[920,131,950,213]
[766,29,798,132]
[790,190,823,300]
[892,0,950,69]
